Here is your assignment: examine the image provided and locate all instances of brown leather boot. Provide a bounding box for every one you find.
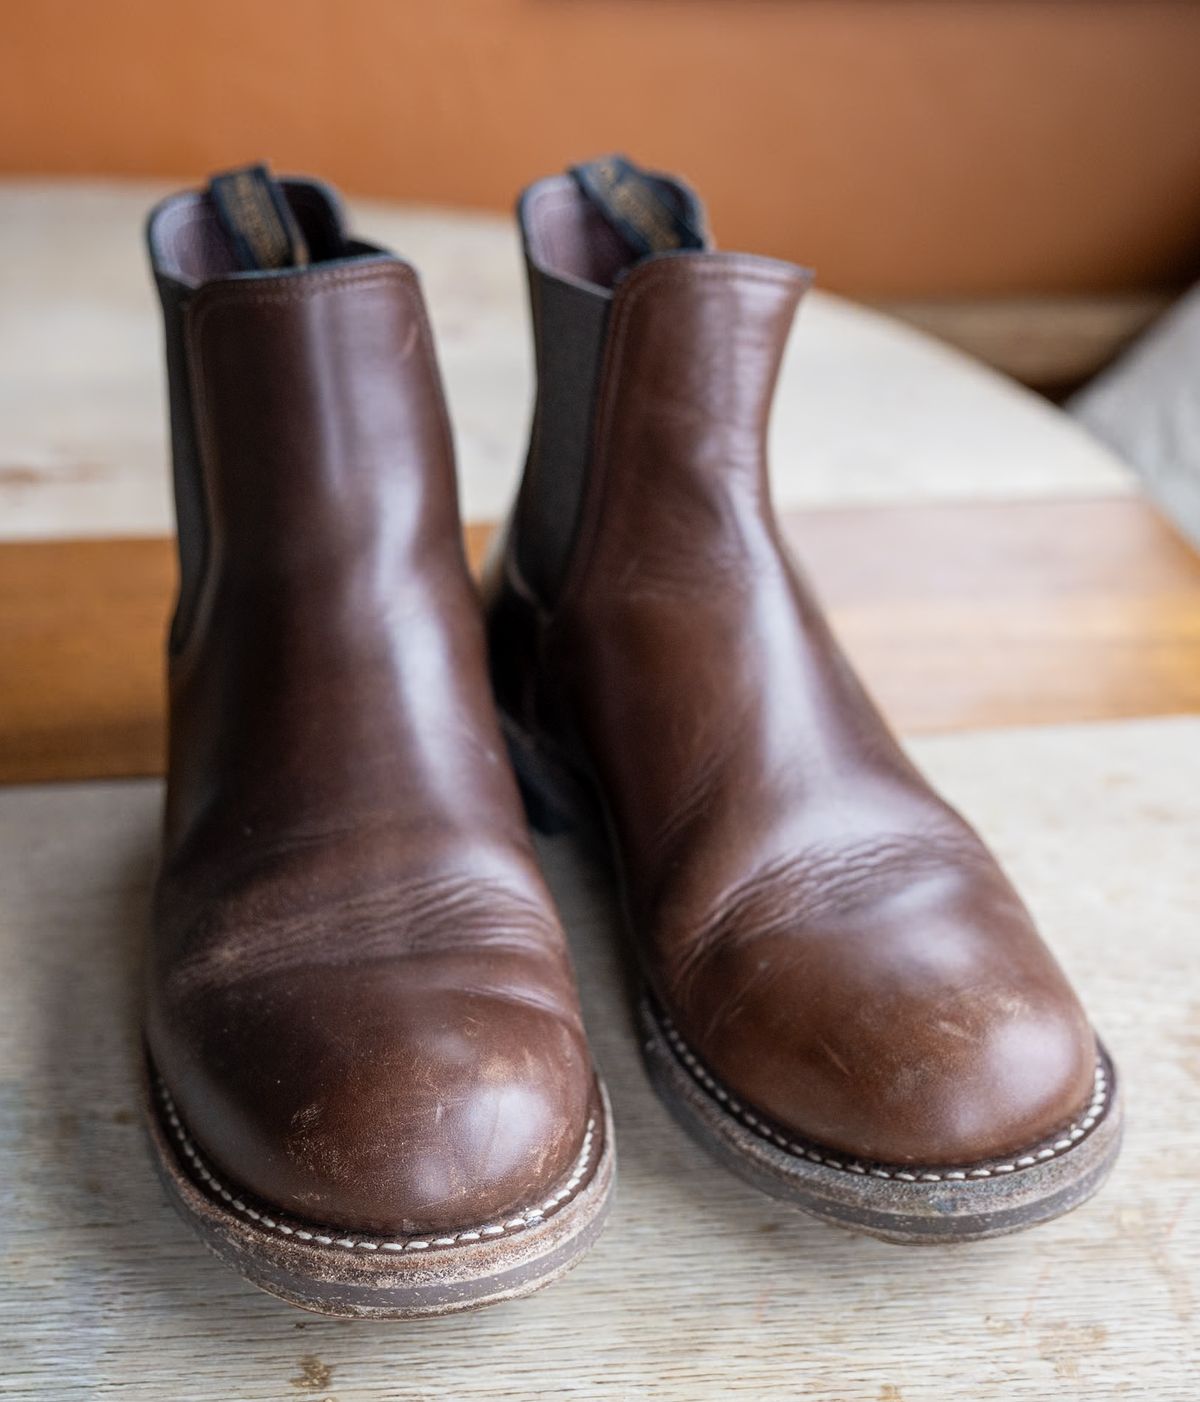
[143,165,613,1317]
[484,156,1121,1243]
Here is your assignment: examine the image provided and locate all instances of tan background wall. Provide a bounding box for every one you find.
[3,0,1200,298]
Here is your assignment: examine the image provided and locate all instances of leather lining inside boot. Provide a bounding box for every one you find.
[148,175,355,286]
[521,157,710,292]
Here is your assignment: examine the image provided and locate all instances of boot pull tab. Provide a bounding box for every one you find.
[569,154,707,260]
[207,162,310,271]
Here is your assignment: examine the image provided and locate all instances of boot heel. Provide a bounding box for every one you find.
[482,546,587,835]
[500,714,582,836]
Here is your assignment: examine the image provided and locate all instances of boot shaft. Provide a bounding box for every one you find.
[147,168,463,655]
[512,158,810,611]
[146,168,487,848]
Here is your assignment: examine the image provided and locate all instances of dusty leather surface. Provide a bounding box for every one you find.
[488,169,1100,1169]
[145,181,599,1237]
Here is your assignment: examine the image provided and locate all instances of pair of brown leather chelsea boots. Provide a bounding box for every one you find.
[143,157,1122,1319]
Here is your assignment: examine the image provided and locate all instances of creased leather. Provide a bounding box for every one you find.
[489,236,1098,1168]
[148,231,598,1234]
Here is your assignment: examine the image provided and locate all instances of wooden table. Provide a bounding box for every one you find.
[1,185,1197,1400]
[3,498,1200,786]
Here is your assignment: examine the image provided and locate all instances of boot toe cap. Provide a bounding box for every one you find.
[668,869,1099,1167]
[150,963,597,1236]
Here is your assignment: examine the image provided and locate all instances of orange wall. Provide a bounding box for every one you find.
[4,0,1200,298]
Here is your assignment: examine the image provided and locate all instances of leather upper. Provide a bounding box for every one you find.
[487,171,1098,1168]
[147,183,597,1234]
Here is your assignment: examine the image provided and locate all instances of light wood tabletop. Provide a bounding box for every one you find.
[3,719,1197,1399]
[1,185,1197,1401]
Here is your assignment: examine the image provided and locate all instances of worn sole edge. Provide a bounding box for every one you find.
[639,995,1123,1244]
[144,1060,617,1318]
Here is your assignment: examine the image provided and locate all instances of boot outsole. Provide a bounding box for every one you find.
[144,1057,616,1319]
[639,994,1122,1244]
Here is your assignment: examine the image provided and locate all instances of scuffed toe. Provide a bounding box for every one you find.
[150,960,597,1236]
[663,848,1099,1168]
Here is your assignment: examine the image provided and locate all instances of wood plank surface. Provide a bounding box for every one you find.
[2,719,1197,1398]
[2,497,1199,785]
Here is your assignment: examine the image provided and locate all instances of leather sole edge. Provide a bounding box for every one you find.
[143,1059,616,1318]
[638,994,1123,1245]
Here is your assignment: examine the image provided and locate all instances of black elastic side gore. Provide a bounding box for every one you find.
[208,162,310,271]
[569,154,707,260]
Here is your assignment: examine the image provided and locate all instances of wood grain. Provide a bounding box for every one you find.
[2,719,1197,1398]
[3,498,1199,785]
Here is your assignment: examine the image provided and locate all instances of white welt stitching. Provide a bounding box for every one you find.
[156,1078,596,1252]
[657,1014,1109,1182]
